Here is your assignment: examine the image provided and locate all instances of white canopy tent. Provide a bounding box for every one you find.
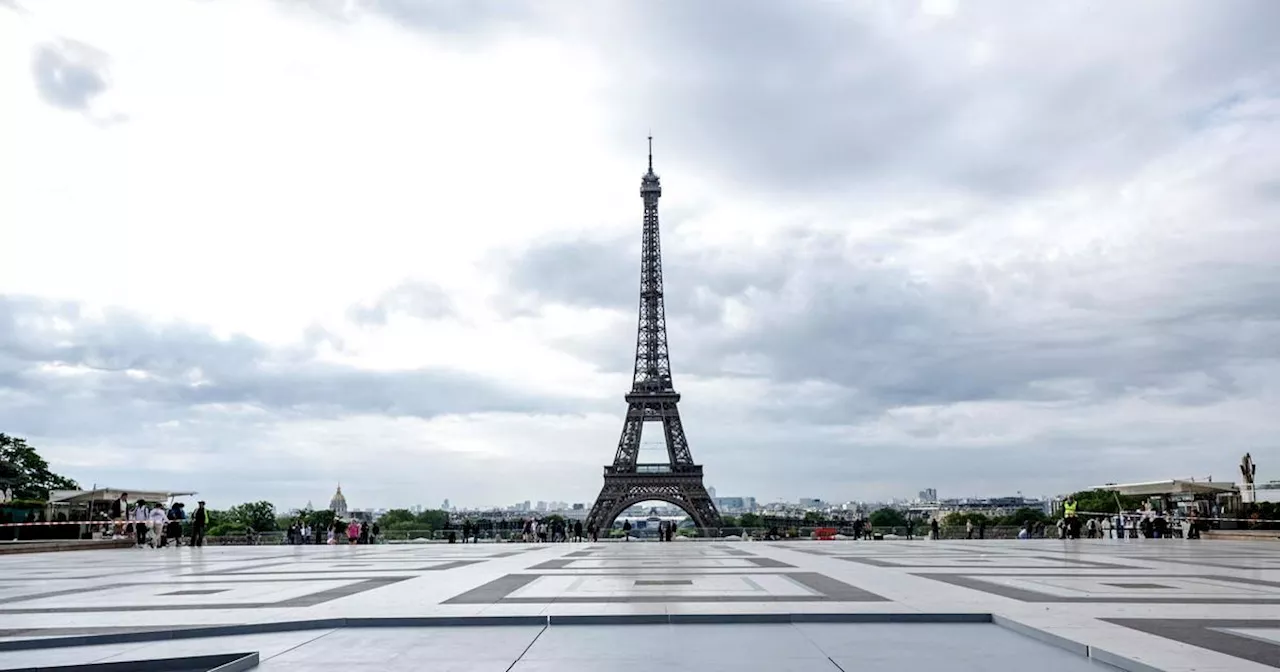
[49,488,197,505]
[1091,480,1238,497]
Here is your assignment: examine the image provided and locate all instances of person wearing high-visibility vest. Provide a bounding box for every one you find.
[1062,497,1079,539]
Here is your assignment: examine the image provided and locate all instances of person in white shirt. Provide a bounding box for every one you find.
[132,500,151,547]
[149,506,169,548]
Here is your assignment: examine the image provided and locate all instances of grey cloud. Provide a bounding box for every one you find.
[346,281,454,326]
[579,2,1280,197]
[0,294,549,440]
[498,219,1280,419]
[31,40,110,112]
[301,0,543,38]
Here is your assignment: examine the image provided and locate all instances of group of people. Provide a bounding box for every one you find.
[286,518,381,545]
[516,518,596,543]
[108,493,210,548]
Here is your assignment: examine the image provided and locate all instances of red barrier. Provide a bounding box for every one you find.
[815,527,837,540]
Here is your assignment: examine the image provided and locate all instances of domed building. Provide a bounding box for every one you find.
[329,485,348,517]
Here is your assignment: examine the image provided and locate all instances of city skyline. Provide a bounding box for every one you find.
[3,1,1278,509]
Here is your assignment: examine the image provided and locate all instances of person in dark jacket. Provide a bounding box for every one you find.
[189,501,208,547]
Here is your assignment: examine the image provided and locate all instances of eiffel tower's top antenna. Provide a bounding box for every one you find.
[641,134,661,196]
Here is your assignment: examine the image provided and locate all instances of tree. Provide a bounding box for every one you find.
[306,508,337,531]
[869,507,907,528]
[413,509,449,530]
[0,434,79,501]
[998,507,1049,527]
[378,509,416,527]
[1068,489,1143,515]
[226,501,278,532]
[738,512,762,528]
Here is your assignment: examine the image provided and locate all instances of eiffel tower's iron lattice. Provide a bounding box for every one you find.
[585,139,722,532]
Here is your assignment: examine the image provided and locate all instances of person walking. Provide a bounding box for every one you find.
[110,492,130,539]
[189,501,208,547]
[149,504,169,548]
[622,519,632,541]
[346,519,360,545]
[966,519,974,540]
[132,499,151,547]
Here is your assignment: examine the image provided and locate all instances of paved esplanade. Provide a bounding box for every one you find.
[1,541,1278,671]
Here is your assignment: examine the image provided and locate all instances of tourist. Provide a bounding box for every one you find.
[347,519,359,545]
[930,518,939,540]
[370,521,380,544]
[109,492,129,539]
[149,504,169,548]
[622,519,632,541]
[588,522,598,543]
[133,499,151,547]
[573,520,583,543]
[189,501,208,547]
[965,519,974,539]
[359,521,369,545]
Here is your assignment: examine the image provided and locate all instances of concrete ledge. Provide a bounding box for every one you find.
[1202,530,1280,542]
[1088,646,1168,672]
[0,613,1012,651]
[991,615,1090,657]
[0,651,259,672]
[0,539,133,556]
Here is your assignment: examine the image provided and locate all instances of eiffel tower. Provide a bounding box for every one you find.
[585,138,722,532]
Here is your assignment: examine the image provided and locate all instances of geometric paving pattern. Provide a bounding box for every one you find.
[1,539,1278,671]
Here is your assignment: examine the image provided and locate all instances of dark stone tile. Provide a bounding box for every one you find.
[916,572,1280,604]
[1105,618,1280,669]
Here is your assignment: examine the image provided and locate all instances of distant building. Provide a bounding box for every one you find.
[713,497,757,513]
[798,498,824,509]
[329,485,349,517]
[442,499,450,510]
[708,486,717,499]
[536,501,548,512]
[918,488,938,503]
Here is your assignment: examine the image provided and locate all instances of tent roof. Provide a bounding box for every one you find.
[48,488,197,504]
[1091,479,1237,496]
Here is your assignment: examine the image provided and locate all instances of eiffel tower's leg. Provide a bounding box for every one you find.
[679,482,721,529]
[610,403,646,469]
[659,403,693,466]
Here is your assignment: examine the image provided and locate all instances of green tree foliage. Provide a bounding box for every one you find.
[0,433,79,501]
[414,509,449,530]
[376,508,448,532]
[1067,489,1144,514]
[869,507,907,528]
[306,508,337,531]
[802,511,824,524]
[378,509,415,527]
[738,512,762,528]
[998,507,1049,527]
[226,501,278,533]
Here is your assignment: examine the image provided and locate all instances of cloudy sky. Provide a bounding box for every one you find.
[2,0,1278,511]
